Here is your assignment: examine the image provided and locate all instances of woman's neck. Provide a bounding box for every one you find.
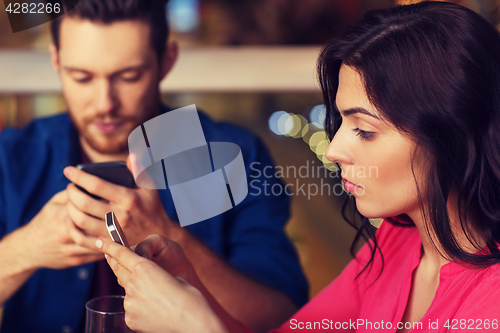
[406,194,485,270]
[407,209,449,269]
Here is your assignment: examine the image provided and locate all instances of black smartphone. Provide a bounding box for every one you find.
[76,161,136,200]
[105,211,130,248]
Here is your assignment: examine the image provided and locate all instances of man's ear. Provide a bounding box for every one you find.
[48,43,60,72]
[160,41,178,80]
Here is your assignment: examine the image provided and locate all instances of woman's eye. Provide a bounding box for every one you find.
[353,128,375,140]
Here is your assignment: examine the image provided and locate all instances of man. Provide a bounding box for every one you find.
[0,1,308,332]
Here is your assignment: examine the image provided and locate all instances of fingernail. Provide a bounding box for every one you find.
[95,239,103,249]
[105,254,109,259]
[63,167,72,178]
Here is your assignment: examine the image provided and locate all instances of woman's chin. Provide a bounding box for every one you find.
[355,203,385,220]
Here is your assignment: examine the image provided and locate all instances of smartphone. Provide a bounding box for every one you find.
[76,161,136,200]
[105,211,130,248]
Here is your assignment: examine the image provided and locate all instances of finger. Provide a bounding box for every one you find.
[126,154,135,175]
[127,153,157,189]
[176,276,189,285]
[106,254,132,286]
[97,238,144,271]
[134,234,169,260]
[78,253,106,264]
[66,201,108,237]
[127,153,146,183]
[64,243,105,257]
[66,183,110,218]
[134,235,191,279]
[51,189,68,204]
[64,166,129,203]
[65,217,100,249]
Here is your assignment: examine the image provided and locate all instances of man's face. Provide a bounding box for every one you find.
[55,17,163,154]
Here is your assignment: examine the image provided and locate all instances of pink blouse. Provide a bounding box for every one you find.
[257,221,500,332]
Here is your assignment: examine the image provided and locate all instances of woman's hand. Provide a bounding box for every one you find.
[96,236,229,333]
[133,234,199,287]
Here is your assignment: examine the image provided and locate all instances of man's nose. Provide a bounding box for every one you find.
[325,128,354,167]
[95,80,117,114]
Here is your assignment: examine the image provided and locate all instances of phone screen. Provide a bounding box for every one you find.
[76,161,136,200]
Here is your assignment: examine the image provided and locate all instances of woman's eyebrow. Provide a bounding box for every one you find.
[336,105,380,120]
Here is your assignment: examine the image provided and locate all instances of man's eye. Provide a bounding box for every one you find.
[121,73,141,82]
[73,76,91,83]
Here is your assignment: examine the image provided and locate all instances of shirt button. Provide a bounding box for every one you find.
[61,325,73,333]
[77,268,89,280]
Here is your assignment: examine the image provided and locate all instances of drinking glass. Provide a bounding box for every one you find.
[85,295,135,333]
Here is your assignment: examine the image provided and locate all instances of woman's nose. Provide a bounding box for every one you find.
[325,129,354,167]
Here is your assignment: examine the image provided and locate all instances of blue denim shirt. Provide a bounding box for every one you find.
[0,110,308,333]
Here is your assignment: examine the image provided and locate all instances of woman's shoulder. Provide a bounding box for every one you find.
[447,264,500,322]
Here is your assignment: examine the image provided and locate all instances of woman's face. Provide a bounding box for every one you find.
[325,65,422,219]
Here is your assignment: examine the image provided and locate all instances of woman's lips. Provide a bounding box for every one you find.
[94,122,124,132]
[342,177,361,193]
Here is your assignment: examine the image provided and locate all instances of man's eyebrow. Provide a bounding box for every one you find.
[62,67,91,73]
[335,105,380,120]
[62,64,149,75]
[112,64,150,76]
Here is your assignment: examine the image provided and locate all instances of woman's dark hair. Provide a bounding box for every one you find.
[318,1,500,272]
[50,0,169,61]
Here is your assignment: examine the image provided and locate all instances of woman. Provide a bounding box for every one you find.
[96,1,500,332]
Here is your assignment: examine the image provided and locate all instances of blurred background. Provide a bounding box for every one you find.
[1,0,499,298]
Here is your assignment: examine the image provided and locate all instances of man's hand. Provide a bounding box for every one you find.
[20,189,104,270]
[64,166,181,246]
[0,189,104,304]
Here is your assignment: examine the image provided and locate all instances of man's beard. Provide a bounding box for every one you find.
[81,129,129,154]
[67,101,161,155]
[70,114,135,155]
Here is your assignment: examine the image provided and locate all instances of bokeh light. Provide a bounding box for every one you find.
[268,111,288,135]
[314,139,329,156]
[168,0,200,33]
[301,123,313,143]
[309,104,326,128]
[277,112,292,135]
[295,114,309,138]
[308,131,327,151]
[284,114,301,137]
[267,107,338,173]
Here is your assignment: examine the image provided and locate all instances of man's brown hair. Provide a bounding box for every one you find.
[51,0,169,60]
